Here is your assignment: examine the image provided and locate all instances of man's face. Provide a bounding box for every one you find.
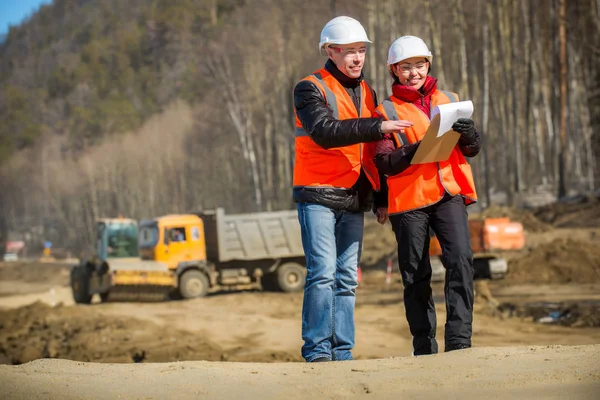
[327,42,368,79]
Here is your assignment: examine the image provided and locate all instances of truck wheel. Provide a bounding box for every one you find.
[71,265,92,304]
[168,289,183,301]
[474,257,508,280]
[261,273,277,291]
[179,270,209,299]
[276,262,306,293]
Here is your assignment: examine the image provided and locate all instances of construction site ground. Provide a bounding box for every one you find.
[0,199,599,398]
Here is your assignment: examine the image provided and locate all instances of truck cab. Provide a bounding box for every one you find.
[139,214,215,299]
[139,214,207,269]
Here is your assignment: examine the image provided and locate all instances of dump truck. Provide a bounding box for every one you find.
[429,217,525,282]
[70,218,177,304]
[138,208,306,298]
[71,209,306,302]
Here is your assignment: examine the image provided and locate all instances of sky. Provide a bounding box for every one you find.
[0,0,52,35]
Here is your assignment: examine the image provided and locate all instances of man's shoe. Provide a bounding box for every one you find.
[445,343,471,352]
[309,357,331,362]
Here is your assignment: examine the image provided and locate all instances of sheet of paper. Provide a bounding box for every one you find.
[431,100,474,138]
[410,99,476,164]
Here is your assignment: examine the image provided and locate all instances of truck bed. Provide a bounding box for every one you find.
[199,208,304,262]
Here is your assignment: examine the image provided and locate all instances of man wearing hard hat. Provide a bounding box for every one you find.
[373,36,481,355]
[293,16,412,363]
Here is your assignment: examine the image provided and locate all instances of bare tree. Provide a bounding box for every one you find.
[480,0,492,207]
[558,0,568,198]
[452,0,470,100]
[205,47,263,210]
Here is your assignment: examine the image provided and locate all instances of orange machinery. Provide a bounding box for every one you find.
[429,218,525,281]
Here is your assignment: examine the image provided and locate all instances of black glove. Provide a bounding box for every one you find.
[452,118,476,144]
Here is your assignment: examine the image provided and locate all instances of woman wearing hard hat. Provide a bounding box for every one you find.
[372,36,481,355]
[293,17,413,363]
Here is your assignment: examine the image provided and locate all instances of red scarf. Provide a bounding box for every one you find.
[391,76,438,117]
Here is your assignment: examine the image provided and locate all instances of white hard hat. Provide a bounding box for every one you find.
[387,36,433,65]
[319,16,371,50]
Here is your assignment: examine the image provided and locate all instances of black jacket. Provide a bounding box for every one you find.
[292,60,385,212]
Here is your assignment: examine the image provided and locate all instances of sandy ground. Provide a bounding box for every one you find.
[1,271,600,364]
[0,208,599,398]
[1,345,599,400]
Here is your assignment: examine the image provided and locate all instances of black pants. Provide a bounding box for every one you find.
[390,194,474,355]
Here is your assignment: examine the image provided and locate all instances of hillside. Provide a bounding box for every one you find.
[0,0,245,159]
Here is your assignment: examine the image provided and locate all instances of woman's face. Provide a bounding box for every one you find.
[392,56,429,90]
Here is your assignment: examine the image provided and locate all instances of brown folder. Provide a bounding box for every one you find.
[410,113,460,164]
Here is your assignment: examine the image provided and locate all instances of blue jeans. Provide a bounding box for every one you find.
[297,202,364,362]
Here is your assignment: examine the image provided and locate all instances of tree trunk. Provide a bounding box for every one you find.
[481,2,492,207]
[452,0,470,99]
[558,0,568,198]
[510,0,522,193]
[367,0,382,98]
[329,0,336,16]
[569,44,596,192]
[526,0,548,186]
[205,51,263,210]
[425,0,446,87]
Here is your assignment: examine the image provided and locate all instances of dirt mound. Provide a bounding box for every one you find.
[477,205,552,232]
[479,195,600,231]
[0,301,302,365]
[507,238,600,284]
[533,195,600,228]
[0,262,70,286]
[0,302,226,365]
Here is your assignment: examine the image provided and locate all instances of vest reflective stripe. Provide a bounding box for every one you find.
[293,68,380,191]
[439,90,458,103]
[295,127,308,137]
[375,90,477,214]
[313,72,339,118]
[382,99,409,145]
[382,99,398,121]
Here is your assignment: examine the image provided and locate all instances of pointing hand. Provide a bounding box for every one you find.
[381,120,413,134]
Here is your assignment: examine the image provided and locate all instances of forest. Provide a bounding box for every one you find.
[0,0,598,252]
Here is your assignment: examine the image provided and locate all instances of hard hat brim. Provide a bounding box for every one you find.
[319,39,372,51]
[388,54,433,65]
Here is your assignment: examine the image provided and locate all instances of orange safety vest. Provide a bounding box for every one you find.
[375,90,477,215]
[293,68,380,191]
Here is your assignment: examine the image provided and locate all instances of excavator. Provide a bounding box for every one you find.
[429,217,526,282]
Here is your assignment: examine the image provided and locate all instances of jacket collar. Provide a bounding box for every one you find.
[392,76,437,102]
[324,59,363,89]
